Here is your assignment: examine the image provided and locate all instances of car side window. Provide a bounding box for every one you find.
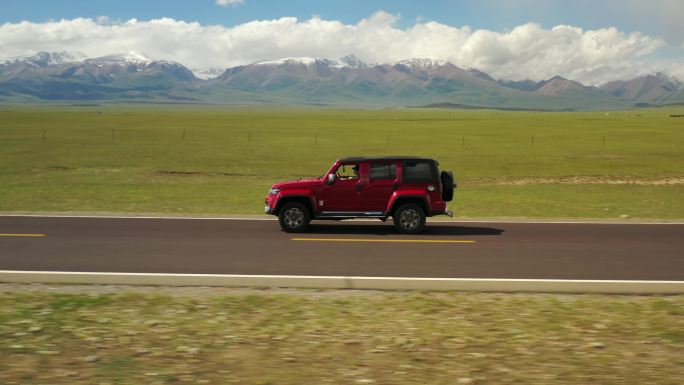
[370,163,396,180]
[403,161,436,183]
[336,163,360,180]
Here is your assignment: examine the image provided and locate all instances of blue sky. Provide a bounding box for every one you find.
[2,0,681,42]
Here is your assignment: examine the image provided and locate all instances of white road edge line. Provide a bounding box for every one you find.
[0,214,682,225]
[0,214,276,221]
[2,271,683,294]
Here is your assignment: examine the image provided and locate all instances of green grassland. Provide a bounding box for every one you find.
[0,105,683,218]
[1,286,683,385]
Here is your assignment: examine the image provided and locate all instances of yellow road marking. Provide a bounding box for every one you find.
[0,234,46,237]
[292,237,474,243]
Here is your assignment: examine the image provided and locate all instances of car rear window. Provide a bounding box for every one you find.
[370,163,397,180]
[403,161,437,183]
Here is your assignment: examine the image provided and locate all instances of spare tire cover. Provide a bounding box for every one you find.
[440,171,455,201]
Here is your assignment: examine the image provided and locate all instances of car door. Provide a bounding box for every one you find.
[318,163,362,212]
[361,161,398,213]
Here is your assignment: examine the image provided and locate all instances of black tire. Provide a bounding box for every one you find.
[278,202,311,233]
[393,204,426,234]
[440,171,455,202]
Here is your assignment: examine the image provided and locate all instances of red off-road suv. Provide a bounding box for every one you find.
[265,157,455,233]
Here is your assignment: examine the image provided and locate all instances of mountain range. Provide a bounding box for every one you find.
[1,51,682,110]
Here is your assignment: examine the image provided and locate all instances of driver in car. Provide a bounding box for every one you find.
[351,165,359,179]
[338,164,360,180]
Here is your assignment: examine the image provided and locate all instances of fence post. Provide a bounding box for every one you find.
[531,135,535,147]
[42,129,46,141]
[602,135,606,147]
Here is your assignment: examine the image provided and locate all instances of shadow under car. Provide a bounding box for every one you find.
[302,222,505,236]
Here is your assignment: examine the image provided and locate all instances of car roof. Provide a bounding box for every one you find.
[339,156,435,163]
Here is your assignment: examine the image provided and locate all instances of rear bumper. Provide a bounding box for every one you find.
[429,200,448,216]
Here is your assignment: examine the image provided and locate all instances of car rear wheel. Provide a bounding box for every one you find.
[393,204,426,234]
[278,202,311,233]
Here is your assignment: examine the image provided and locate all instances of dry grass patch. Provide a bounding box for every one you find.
[0,284,683,384]
[468,176,684,186]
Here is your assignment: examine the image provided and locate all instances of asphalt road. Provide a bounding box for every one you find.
[1,216,683,281]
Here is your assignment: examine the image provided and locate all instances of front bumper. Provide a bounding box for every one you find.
[264,195,276,215]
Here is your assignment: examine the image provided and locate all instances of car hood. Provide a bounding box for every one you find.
[272,177,322,190]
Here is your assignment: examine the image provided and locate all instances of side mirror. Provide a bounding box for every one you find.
[327,173,335,184]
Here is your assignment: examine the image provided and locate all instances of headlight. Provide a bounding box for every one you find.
[269,188,280,195]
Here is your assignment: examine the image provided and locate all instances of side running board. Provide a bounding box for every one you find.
[316,211,386,219]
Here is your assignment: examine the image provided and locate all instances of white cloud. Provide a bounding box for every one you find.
[215,0,244,7]
[476,0,684,45]
[0,11,680,84]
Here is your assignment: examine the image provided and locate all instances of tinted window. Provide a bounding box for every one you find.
[370,163,396,180]
[403,161,436,183]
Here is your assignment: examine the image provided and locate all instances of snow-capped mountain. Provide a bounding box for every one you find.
[0,51,199,100]
[245,56,477,72]
[249,56,455,71]
[252,54,368,70]
[191,67,226,80]
[1,51,682,109]
[84,52,153,67]
[339,55,367,69]
[76,53,197,82]
[4,51,87,68]
[394,58,451,71]
[254,57,320,66]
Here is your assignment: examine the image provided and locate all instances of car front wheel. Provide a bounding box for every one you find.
[278,202,311,233]
[393,204,426,234]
